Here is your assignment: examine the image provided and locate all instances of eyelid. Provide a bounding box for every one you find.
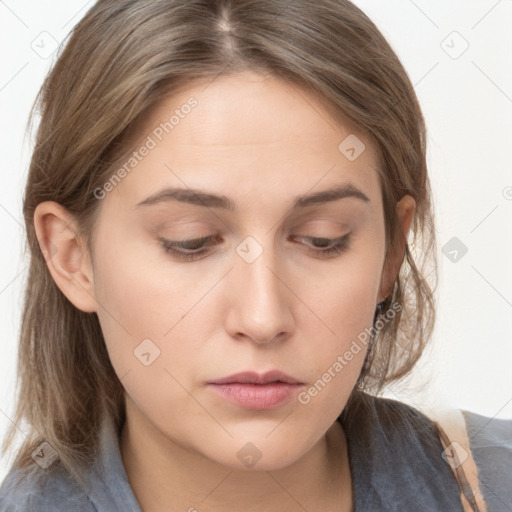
[158,232,352,262]
[296,234,348,244]
[159,232,347,248]
[159,234,219,250]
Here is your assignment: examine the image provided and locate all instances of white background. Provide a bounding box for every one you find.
[1,0,511,479]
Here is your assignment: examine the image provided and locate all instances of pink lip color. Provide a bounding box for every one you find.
[208,382,302,410]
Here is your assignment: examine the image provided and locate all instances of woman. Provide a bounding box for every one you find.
[0,1,510,511]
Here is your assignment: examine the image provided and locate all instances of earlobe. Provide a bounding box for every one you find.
[34,201,98,313]
[377,195,416,304]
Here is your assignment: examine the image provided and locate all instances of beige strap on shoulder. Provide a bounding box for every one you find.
[426,407,488,512]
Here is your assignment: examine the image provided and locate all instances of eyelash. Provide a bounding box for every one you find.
[158,234,351,262]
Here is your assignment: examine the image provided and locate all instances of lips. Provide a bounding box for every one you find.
[207,371,304,410]
[208,370,303,386]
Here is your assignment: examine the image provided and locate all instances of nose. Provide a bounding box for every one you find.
[225,242,295,345]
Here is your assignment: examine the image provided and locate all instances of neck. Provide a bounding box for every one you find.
[119,398,353,512]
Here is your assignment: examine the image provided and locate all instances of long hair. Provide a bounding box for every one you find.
[2,0,437,485]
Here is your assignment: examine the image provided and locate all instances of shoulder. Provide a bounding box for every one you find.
[342,391,444,445]
[463,410,512,511]
[339,392,464,510]
[0,461,95,512]
[464,408,512,451]
[1,412,142,512]
[343,394,512,511]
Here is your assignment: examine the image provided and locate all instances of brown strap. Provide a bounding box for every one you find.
[429,408,487,512]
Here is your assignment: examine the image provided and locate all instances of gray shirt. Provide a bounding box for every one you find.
[1,394,511,511]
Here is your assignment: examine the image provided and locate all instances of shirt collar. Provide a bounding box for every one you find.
[82,412,142,512]
[82,394,464,512]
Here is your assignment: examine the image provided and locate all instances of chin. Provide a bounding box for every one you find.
[198,436,308,473]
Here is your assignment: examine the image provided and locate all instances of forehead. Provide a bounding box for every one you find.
[109,70,381,210]
[135,70,369,148]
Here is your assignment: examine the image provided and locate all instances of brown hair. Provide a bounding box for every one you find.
[2,0,437,486]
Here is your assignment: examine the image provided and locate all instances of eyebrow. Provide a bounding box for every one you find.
[136,183,370,211]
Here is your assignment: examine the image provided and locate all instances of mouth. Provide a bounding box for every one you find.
[207,370,304,410]
[208,370,303,386]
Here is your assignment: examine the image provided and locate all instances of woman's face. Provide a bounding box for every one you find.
[80,70,408,470]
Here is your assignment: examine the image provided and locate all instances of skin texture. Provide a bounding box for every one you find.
[35,70,415,511]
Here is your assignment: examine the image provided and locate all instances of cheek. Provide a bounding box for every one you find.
[91,238,207,435]
[94,202,209,326]
[90,221,190,376]
[292,243,383,408]
[303,238,383,345]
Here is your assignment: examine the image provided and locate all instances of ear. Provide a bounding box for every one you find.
[377,194,416,303]
[34,201,97,313]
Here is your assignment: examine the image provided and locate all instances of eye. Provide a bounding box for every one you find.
[296,234,351,258]
[158,235,220,262]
